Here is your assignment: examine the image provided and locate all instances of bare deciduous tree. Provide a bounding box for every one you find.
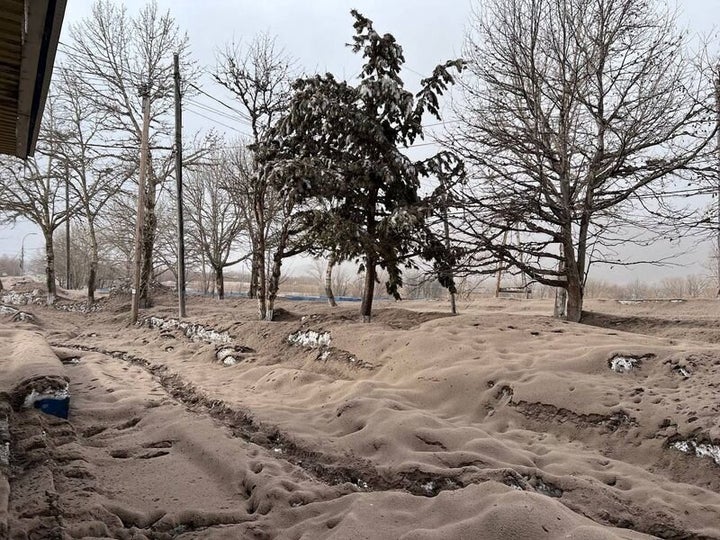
[185,153,247,299]
[97,192,136,283]
[67,0,195,307]
[0,112,73,305]
[447,0,716,322]
[214,34,295,317]
[308,257,352,301]
[53,224,127,291]
[51,69,127,304]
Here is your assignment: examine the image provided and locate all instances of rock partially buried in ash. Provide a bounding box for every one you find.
[0,305,34,322]
[287,329,331,348]
[142,315,233,344]
[215,344,254,366]
[608,353,655,373]
[670,437,720,466]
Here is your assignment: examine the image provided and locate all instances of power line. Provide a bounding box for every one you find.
[185,84,455,143]
[84,142,172,151]
[187,82,253,123]
[53,65,115,84]
[404,65,427,79]
[407,140,443,149]
[57,45,455,134]
[45,138,171,152]
[422,119,461,128]
[185,99,253,127]
[215,137,442,151]
[185,108,252,137]
[53,45,453,150]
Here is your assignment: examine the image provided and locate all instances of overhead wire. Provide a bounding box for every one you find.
[53,42,456,149]
[184,108,252,137]
[54,46,250,140]
[186,82,253,122]
[185,99,253,127]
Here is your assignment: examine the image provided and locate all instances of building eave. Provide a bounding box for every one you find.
[0,0,67,159]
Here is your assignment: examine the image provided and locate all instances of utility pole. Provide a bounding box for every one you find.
[65,161,71,289]
[174,52,187,317]
[131,84,152,324]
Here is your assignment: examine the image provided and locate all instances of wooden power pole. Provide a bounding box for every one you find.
[131,85,152,324]
[174,53,187,317]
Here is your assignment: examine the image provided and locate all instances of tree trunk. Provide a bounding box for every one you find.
[256,242,267,319]
[561,235,584,322]
[361,184,378,322]
[254,186,267,319]
[215,266,225,300]
[44,232,57,305]
[554,287,567,319]
[554,239,569,320]
[140,176,158,308]
[266,218,293,321]
[139,224,155,307]
[199,250,209,294]
[325,254,338,307]
[566,277,583,323]
[360,255,376,323]
[440,192,457,314]
[265,251,282,322]
[87,219,98,304]
[248,249,258,299]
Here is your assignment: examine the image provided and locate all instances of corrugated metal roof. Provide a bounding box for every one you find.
[0,0,24,156]
[0,0,66,159]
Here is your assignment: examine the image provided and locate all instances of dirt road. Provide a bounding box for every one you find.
[3,292,720,539]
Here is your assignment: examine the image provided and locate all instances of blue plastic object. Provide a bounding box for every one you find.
[33,397,70,419]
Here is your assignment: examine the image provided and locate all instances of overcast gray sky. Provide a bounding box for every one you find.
[3,1,719,284]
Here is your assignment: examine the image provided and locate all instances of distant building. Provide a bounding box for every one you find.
[0,0,67,158]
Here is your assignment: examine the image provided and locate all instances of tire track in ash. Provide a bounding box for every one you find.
[55,342,706,540]
[55,342,467,498]
[13,345,352,540]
